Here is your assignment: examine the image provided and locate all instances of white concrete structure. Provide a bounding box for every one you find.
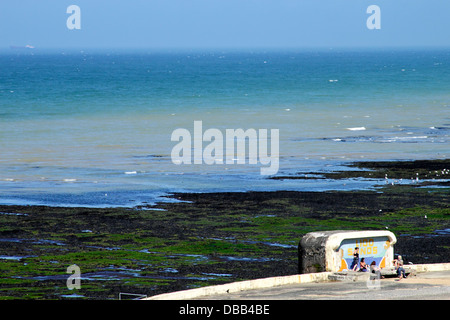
[299,230,397,273]
[144,272,333,300]
[144,263,450,300]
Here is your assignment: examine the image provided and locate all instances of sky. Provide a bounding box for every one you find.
[0,0,449,50]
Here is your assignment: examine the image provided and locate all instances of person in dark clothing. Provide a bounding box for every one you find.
[351,247,359,271]
[359,258,369,272]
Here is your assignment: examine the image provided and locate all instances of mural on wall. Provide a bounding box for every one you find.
[337,236,391,271]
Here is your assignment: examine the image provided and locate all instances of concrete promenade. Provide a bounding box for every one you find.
[144,263,450,300]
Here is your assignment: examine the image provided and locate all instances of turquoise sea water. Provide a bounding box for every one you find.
[0,48,449,207]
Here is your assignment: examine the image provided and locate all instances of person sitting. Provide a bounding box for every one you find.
[359,258,369,272]
[370,261,384,279]
[393,255,407,280]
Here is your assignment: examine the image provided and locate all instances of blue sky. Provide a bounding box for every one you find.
[1,0,449,49]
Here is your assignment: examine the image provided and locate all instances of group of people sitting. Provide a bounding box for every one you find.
[350,247,407,280]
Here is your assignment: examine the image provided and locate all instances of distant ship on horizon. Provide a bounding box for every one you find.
[10,44,35,49]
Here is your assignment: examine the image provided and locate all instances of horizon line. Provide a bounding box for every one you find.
[2,44,450,53]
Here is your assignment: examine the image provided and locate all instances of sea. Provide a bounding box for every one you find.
[0,48,449,207]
